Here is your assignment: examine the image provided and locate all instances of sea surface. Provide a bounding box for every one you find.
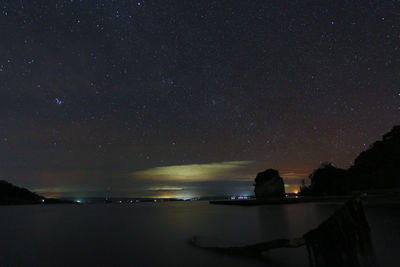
[0,201,399,266]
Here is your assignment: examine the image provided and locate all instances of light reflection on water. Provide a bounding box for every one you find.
[0,201,398,266]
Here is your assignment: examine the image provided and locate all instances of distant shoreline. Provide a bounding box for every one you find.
[0,198,77,206]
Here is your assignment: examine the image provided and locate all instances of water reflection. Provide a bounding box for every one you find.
[0,202,398,266]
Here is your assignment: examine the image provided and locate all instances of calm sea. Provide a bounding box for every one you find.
[0,201,399,266]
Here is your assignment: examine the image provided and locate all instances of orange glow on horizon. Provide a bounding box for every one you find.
[40,192,62,199]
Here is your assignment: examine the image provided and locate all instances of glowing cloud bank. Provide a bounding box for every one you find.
[132,161,254,182]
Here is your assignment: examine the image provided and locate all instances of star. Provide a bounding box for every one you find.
[54,98,64,105]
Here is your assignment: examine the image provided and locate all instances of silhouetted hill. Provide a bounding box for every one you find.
[300,125,400,195]
[348,125,400,190]
[0,181,75,205]
[0,180,43,205]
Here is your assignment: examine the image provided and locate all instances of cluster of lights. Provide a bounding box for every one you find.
[231,196,249,200]
[285,192,300,198]
[109,200,141,204]
[183,197,198,201]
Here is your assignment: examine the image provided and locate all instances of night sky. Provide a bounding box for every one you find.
[1,0,399,198]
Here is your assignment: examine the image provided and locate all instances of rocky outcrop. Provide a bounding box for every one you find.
[254,169,285,198]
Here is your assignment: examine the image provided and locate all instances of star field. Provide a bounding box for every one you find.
[0,0,399,197]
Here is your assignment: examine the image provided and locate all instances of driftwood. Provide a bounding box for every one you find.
[191,197,378,266]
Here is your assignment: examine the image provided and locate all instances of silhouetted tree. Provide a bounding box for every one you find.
[299,179,312,196]
[307,163,349,195]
